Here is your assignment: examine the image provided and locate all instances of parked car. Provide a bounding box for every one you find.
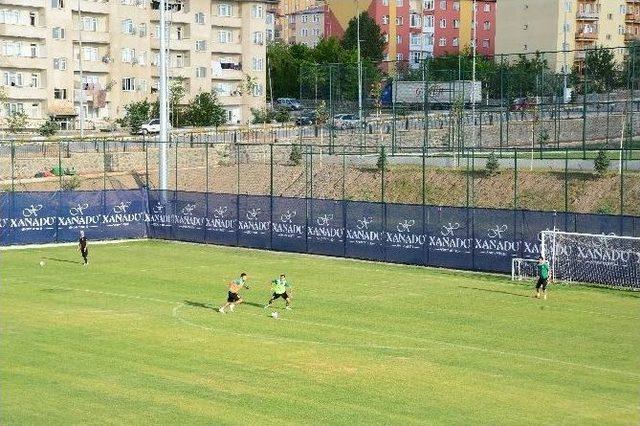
[138,119,172,135]
[510,97,538,112]
[333,113,360,129]
[275,98,302,111]
[295,111,317,126]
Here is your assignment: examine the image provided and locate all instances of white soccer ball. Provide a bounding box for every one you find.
[39,260,45,267]
[271,312,279,319]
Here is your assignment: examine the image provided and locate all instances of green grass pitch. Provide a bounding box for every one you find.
[1,240,639,425]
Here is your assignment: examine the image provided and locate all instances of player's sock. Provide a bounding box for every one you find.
[229,304,235,312]
[218,307,225,313]
[285,306,292,310]
[543,293,547,300]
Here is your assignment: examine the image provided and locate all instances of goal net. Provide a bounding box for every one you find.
[511,258,540,281]
[540,230,640,289]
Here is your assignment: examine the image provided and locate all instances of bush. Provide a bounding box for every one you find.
[485,151,500,176]
[594,148,611,176]
[289,144,302,166]
[184,92,226,127]
[38,119,58,138]
[376,145,387,172]
[251,108,275,124]
[7,111,28,134]
[274,108,291,123]
[123,100,151,133]
[61,175,81,191]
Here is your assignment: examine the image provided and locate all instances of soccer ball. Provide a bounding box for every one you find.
[39,260,45,267]
[271,312,279,319]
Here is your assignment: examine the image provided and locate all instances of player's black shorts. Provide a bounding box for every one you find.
[272,292,289,300]
[81,249,88,257]
[536,277,548,290]
[227,291,240,303]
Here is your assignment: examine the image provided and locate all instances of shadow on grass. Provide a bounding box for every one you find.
[459,286,532,299]
[40,288,73,293]
[43,257,83,265]
[183,300,215,310]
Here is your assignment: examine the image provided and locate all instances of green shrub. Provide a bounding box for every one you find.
[594,148,610,176]
[38,119,58,137]
[376,145,387,172]
[485,151,500,176]
[289,144,302,166]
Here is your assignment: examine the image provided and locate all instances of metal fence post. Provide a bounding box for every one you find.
[342,146,346,201]
[10,140,15,192]
[513,148,518,209]
[205,142,209,193]
[102,140,107,192]
[270,144,274,197]
[564,148,569,213]
[582,49,588,160]
[58,139,62,190]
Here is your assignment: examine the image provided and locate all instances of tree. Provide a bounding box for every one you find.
[7,111,28,134]
[341,12,385,63]
[267,41,314,100]
[376,145,388,172]
[594,148,611,176]
[185,92,226,127]
[151,77,188,127]
[38,119,58,137]
[123,99,151,133]
[485,151,500,176]
[573,46,619,93]
[289,144,302,166]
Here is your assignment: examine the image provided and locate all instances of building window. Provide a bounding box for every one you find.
[383,33,389,43]
[302,15,308,23]
[396,17,403,26]
[195,40,206,51]
[453,19,459,29]
[81,17,98,32]
[397,0,403,6]
[252,5,264,18]
[484,3,491,12]
[440,19,446,29]
[382,15,389,25]
[396,53,403,61]
[53,88,67,99]
[425,0,434,10]
[121,19,135,34]
[122,77,136,91]
[453,1,459,11]
[29,12,37,26]
[219,4,231,17]
[121,48,136,63]
[482,39,489,48]
[253,31,264,44]
[52,27,65,39]
[252,57,263,71]
[438,37,447,46]
[252,84,263,97]
[195,12,205,24]
[138,23,147,37]
[301,28,308,37]
[452,37,459,47]
[219,30,232,43]
[313,28,320,36]
[51,0,64,9]
[425,15,434,28]
[53,57,67,70]
[3,72,23,87]
[484,21,490,30]
[196,67,206,78]
[382,0,388,5]
[6,103,24,115]
[397,35,402,44]
[439,0,446,10]
[411,51,421,64]
[81,46,99,61]
[31,73,39,87]
[313,14,319,23]
[410,14,420,28]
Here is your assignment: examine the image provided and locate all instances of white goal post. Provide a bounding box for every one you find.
[540,230,640,289]
[511,258,540,281]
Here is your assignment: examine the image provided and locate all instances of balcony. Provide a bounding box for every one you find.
[576,11,599,20]
[211,42,242,54]
[72,31,110,44]
[213,68,244,80]
[1,0,43,6]
[216,95,243,106]
[626,13,640,23]
[0,24,47,39]
[211,16,243,28]
[151,37,192,51]
[0,55,48,69]
[74,89,110,104]
[625,32,639,42]
[72,0,110,14]
[3,85,47,100]
[574,50,587,59]
[575,31,598,41]
[75,60,110,73]
[150,9,192,24]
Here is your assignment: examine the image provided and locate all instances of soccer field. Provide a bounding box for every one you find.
[1,241,639,425]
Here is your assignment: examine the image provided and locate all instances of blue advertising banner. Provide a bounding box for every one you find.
[2,190,639,280]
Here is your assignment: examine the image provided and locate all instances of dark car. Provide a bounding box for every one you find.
[295,111,317,125]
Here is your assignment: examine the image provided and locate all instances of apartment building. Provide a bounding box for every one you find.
[285,5,325,47]
[0,0,276,129]
[496,0,640,73]
[325,0,495,68]
[273,0,322,42]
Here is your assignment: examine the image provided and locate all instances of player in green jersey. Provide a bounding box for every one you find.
[264,274,292,310]
[219,273,250,313]
[535,256,550,300]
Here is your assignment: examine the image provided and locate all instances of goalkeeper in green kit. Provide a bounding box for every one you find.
[535,256,550,300]
[264,274,292,310]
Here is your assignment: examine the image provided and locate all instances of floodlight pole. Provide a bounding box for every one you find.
[357,0,363,124]
[78,0,85,138]
[471,0,477,148]
[159,0,168,191]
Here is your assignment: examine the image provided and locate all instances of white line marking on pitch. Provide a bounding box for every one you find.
[12,280,640,380]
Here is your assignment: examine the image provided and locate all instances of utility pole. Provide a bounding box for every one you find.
[357,0,363,124]
[562,0,569,103]
[77,0,85,138]
[159,0,168,190]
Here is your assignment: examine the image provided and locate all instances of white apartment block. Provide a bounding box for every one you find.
[0,0,276,129]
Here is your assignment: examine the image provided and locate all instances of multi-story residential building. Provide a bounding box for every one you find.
[0,0,275,129]
[496,0,640,74]
[274,0,323,42]
[325,0,495,68]
[286,5,325,47]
